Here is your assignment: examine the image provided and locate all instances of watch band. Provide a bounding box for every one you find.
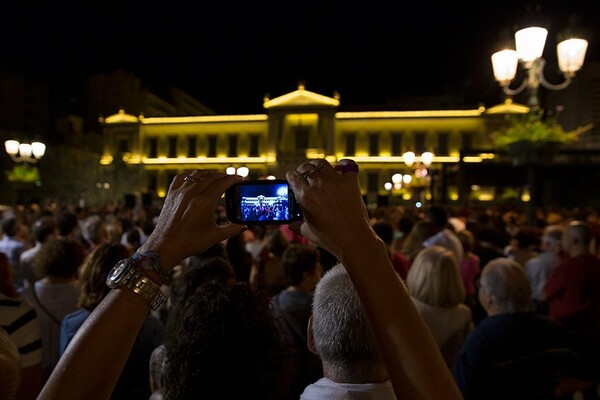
[122,268,167,310]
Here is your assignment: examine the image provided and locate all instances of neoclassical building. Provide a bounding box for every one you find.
[101,83,530,207]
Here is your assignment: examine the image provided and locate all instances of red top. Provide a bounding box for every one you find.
[544,253,600,347]
[391,250,410,281]
[460,254,481,296]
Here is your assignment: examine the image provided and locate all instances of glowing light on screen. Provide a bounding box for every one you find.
[276,185,288,197]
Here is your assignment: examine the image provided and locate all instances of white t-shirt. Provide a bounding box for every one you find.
[301,377,397,400]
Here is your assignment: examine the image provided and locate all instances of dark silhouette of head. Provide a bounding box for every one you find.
[425,205,449,229]
[32,238,85,279]
[282,244,320,287]
[165,281,291,399]
[32,216,57,244]
[1,217,18,237]
[371,220,395,246]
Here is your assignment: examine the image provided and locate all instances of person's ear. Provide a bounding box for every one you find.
[478,285,492,310]
[307,315,318,355]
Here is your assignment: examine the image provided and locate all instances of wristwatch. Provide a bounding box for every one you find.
[106,258,167,310]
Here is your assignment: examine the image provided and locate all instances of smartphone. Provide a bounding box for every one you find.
[225,179,303,225]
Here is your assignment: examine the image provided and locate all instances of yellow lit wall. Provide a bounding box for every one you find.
[101,88,521,200]
[139,119,268,161]
[280,113,320,153]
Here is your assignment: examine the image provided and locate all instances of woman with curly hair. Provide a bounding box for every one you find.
[60,243,164,399]
[165,279,292,399]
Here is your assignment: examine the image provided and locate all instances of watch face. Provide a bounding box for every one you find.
[107,259,130,288]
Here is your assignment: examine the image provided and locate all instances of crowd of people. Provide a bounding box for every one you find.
[0,158,599,399]
[241,201,290,222]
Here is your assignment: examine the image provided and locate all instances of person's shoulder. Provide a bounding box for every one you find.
[582,253,600,266]
[63,308,89,325]
[0,292,25,306]
[19,246,37,260]
[410,296,432,313]
[391,250,409,262]
[524,254,541,269]
[457,303,472,316]
[422,230,445,247]
[64,307,88,318]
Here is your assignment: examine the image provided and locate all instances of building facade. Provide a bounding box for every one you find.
[101,83,532,208]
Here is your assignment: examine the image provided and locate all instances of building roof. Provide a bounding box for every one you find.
[263,83,340,109]
[103,109,140,124]
[486,99,530,115]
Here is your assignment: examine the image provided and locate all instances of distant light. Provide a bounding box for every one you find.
[31,142,46,158]
[415,201,422,208]
[19,143,32,157]
[276,185,288,197]
[403,151,416,167]
[226,167,236,175]
[384,182,393,191]
[421,151,434,166]
[5,140,19,156]
[237,166,249,178]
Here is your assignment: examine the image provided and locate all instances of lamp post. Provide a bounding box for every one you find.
[4,139,46,184]
[384,151,434,205]
[4,140,46,163]
[491,24,588,226]
[491,26,588,107]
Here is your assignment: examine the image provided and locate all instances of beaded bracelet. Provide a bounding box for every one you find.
[131,251,172,285]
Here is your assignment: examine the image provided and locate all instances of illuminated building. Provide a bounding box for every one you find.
[101,83,531,206]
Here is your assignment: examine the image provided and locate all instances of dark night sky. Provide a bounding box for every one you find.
[0,1,599,115]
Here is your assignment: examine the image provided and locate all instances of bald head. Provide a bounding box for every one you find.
[480,258,532,314]
[562,221,592,257]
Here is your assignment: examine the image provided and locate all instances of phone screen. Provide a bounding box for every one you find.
[225,179,303,225]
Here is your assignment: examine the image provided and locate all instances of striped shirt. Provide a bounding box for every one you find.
[0,292,43,368]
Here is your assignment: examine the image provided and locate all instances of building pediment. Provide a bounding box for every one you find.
[263,84,340,109]
[103,109,140,124]
[486,99,530,115]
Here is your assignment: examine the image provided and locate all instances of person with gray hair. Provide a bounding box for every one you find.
[79,215,107,255]
[301,263,395,399]
[543,220,600,353]
[454,258,599,399]
[525,225,564,315]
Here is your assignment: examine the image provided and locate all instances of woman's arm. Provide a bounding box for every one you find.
[287,159,462,400]
[38,172,246,400]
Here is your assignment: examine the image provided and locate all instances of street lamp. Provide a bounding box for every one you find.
[4,140,46,163]
[403,150,433,179]
[226,166,249,178]
[491,26,588,107]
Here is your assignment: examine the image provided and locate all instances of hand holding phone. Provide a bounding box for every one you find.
[225,179,303,225]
